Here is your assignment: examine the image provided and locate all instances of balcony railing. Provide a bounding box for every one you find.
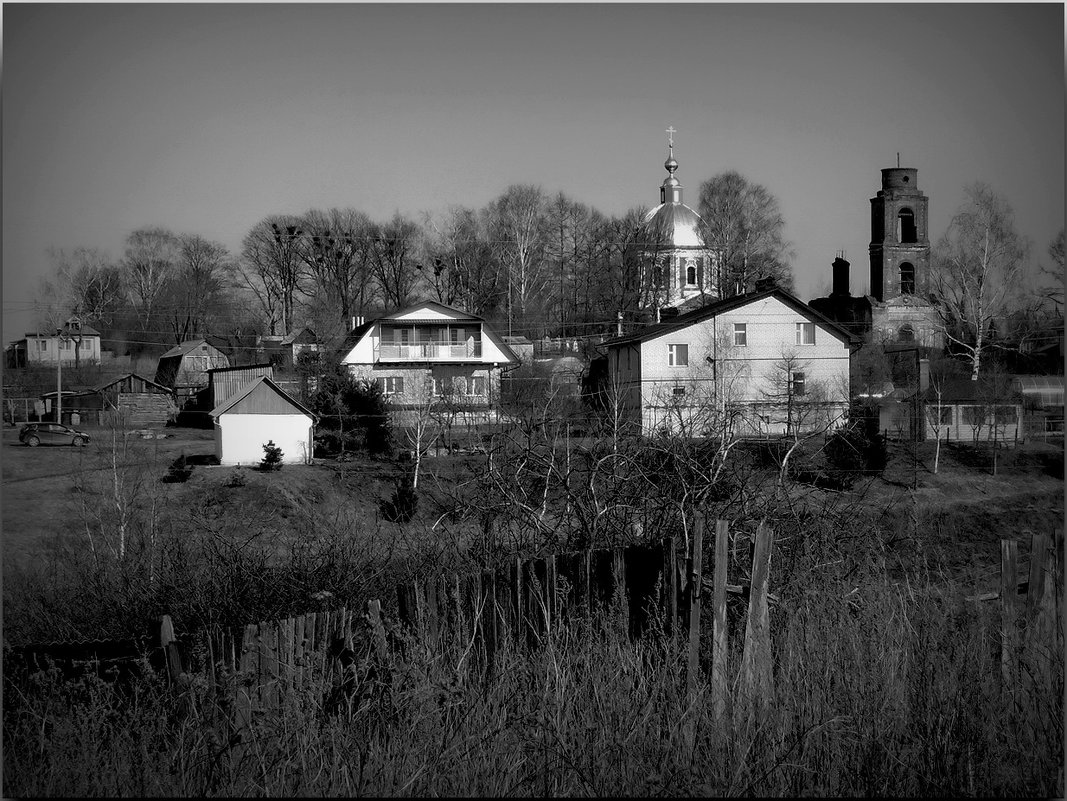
[377,341,482,361]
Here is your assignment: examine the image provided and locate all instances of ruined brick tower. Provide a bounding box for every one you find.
[869,166,930,302]
[868,165,941,346]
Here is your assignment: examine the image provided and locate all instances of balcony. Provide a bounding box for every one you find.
[377,341,482,362]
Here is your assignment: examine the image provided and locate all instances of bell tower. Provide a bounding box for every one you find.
[869,164,930,302]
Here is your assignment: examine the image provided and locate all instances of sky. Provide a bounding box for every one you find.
[3,2,1064,347]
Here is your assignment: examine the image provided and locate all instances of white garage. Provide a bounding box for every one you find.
[210,376,316,466]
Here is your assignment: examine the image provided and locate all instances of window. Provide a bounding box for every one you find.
[938,406,953,425]
[791,371,806,396]
[994,406,1017,425]
[668,344,689,367]
[378,376,404,396]
[469,376,486,396]
[685,261,696,286]
[899,262,915,295]
[897,208,917,243]
[795,323,815,345]
[733,323,747,347]
[80,340,91,350]
[672,386,687,397]
[38,340,48,352]
[898,325,914,342]
[962,406,985,426]
[432,377,446,397]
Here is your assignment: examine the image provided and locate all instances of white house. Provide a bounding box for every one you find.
[339,301,520,423]
[603,288,856,437]
[210,376,317,466]
[6,319,102,368]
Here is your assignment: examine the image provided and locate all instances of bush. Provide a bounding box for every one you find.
[381,474,418,523]
[224,467,247,488]
[260,440,284,471]
[161,454,192,483]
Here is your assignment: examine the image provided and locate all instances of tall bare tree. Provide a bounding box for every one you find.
[371,212,422,309]
[1039,228,1064,313]
[931,183,1029,380]
[298,208,377,324]
[420,206,503,315]
[38,247,124,333]
[697,171,794,296]
[483,184,551,335]
[237,215,306,335]
[162,235,233,344]
[121,227,180,333]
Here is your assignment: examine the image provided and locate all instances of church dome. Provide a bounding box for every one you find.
[642,201,705,248]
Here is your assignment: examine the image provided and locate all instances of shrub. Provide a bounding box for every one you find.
[224,467,247,488]
[161,454,192,483]
[381,474,418,522]
[260,440,284,471]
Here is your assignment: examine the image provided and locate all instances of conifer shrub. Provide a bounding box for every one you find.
[260,440,284,471]
[381,474,418,522]
[162,453,193,483]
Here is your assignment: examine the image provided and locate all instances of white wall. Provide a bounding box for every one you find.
[216,413,314,466]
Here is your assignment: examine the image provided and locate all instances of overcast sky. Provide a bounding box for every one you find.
[3,2,1064,346]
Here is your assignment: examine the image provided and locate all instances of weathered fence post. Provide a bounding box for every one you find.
[1000,538,1020,690]
[663,536,679,641]
[711,519,730,721]
[687,512,705,697]
[739,522,775,728]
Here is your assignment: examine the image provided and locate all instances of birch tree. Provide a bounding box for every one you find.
[121,226,180,333]
[930,183,1028,380]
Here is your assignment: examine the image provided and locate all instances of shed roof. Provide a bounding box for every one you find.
[160,339,223,359]
[210,376,317,420]
[95,372,173,393]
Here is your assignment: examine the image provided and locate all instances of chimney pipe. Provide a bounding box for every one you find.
[832,257,851,296]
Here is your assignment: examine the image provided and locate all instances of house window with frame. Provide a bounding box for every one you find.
[938,406,953,425]
[791,371,806,396]
[672,386,687,397]
[468,376,486,396]
[668,343,689,367]
[796,322,815,345]
[962,406,984,426]
[378,376,404,396]
[432,377,447,397]
[685,260,697,286]
[38,340,48,352]
[994,406,1017,425]
[733,323,747,347]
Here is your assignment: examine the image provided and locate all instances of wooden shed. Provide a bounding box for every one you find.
[97,373,178,427]
[205,364,274,408]
[210,376,317,466]
[155,339,230,399]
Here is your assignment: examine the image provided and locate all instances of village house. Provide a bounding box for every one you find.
[210,375,317,466]
[338,301,520,424]
[5,319,103,368]
[154,339,230,401]
[255,327,320,370]
[923,377,1026,446]
[603,287,856,437]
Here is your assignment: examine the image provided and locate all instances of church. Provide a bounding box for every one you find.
[809,165,943,350]
[635,129,721,316]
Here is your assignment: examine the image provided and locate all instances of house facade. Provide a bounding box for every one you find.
[256,327,320,369]
[6,320,102,368]
[339,301,520,423]
[604,288,855,437]
[211,376,317,466]
[154,339,230,400]
[923,378,1025,446]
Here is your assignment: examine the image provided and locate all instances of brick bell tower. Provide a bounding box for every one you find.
[869,164,930,303]
[868,162,941,348]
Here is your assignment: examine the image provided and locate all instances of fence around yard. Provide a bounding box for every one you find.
[7,519,1062,749]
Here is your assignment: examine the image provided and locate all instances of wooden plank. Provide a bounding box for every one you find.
[292,616,306,692]
[664,537,678,641]
[236,623,258,736]
[481,570,497,673]
[711,519,730,721]
[544,556,557,636]
[367,599,388,662]
[1025,533,1049,622]
[687,513,705,697]
[158,615,183,686]
[739,523,775,726]
[1001,538,1020,688]
[259,620,279,710]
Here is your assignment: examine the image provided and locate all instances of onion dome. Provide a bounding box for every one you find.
[642,134,706,248]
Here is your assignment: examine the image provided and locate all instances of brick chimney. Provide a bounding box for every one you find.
[832,257,851,296]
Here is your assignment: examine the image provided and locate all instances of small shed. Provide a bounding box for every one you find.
[205,364,274,408]
[923,378,1025,446]
[155,339,230,398]
[210,376,317,466]
[97,373,178,427]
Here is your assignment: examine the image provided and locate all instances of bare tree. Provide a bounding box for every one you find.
[38,247,124,331]
[483,184,551,334]
[371,212,422,309]
[121,226,180,333]
[930,183,1029,380]
[1039,228,1064,313]
[237,215,307,335]
[697,171,794,296]
[298,208,377,323]
[420,206,503,315]
[162,235,233,344]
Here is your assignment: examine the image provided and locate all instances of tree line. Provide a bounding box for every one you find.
[32,174,1062,381]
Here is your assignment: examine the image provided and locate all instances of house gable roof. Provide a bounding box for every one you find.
[94,373,174,394]
[603,288,858,348]
[160,339,223,359]
[24,324,102,338]
[922,377,1021,404]
[339,302,520,364]
[210,375,317,420]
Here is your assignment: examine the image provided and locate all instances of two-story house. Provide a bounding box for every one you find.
[339,301,520,423]
[6,319,102,368]
[603,288,856,437]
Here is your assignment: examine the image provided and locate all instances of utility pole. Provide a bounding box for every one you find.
[55,327,64,424]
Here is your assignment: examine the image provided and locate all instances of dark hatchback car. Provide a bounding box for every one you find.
[19,423,91,447]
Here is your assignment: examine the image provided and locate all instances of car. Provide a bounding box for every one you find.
[19,423,91,447]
